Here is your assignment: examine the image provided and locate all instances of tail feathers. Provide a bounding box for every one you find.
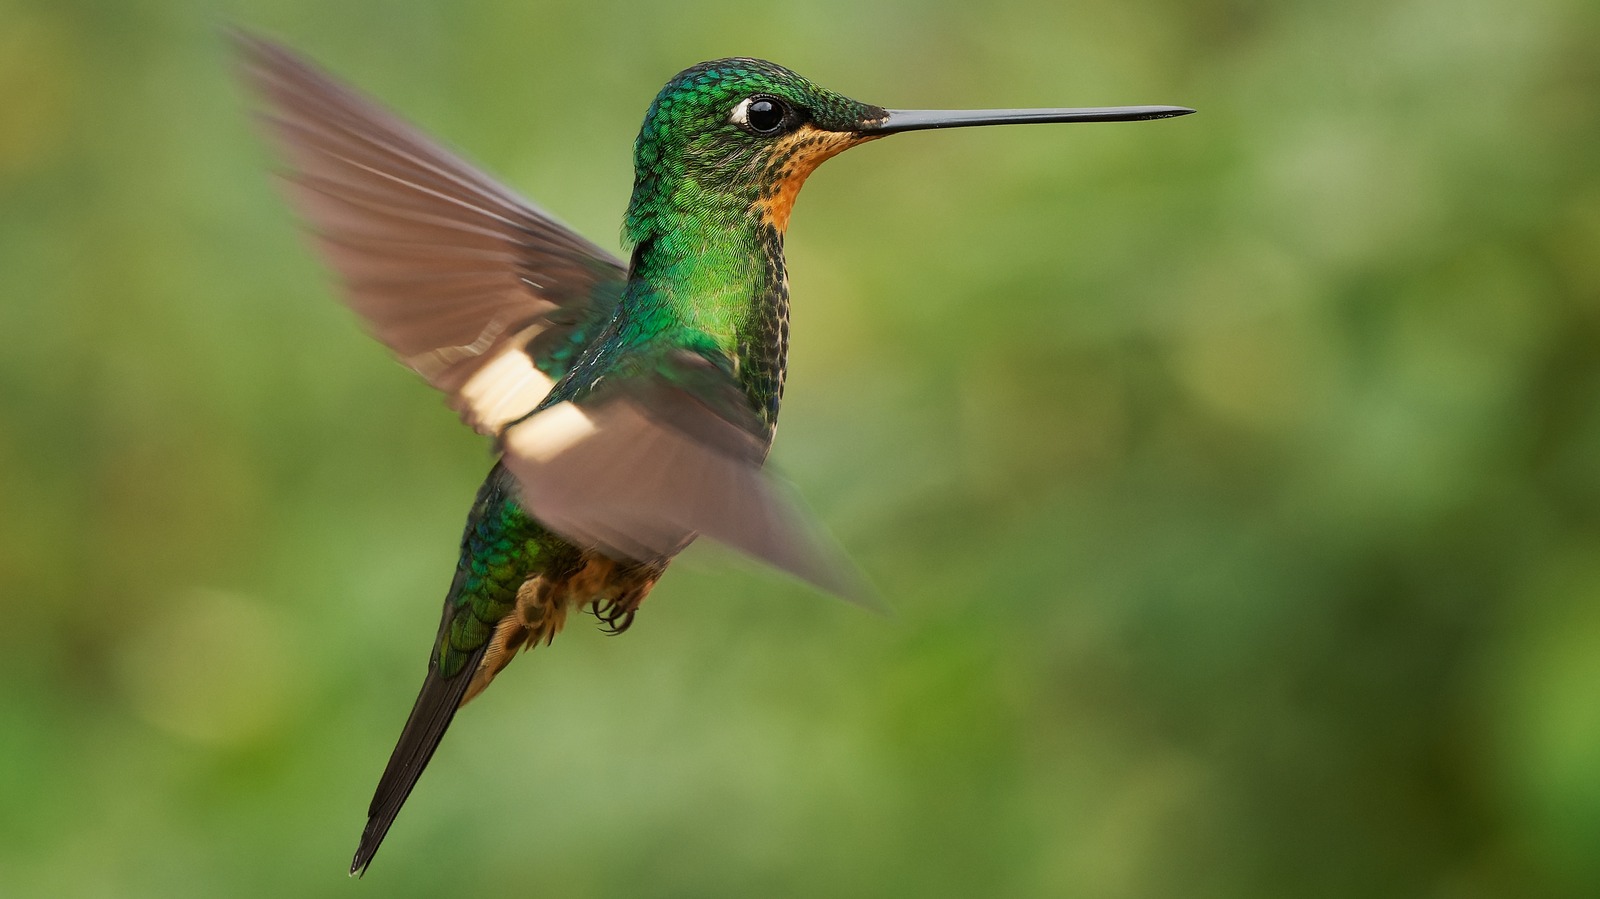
[350,646,486,877]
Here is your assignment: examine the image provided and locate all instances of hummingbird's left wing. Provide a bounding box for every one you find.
[237,33,625,435]
[500,350,870,603]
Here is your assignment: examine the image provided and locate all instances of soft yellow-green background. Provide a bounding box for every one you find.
[4,0,1599,895]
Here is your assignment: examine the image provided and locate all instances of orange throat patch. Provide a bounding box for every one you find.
[754,126,878,232]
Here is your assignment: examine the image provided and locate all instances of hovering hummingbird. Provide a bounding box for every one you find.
[236,33,1191,875]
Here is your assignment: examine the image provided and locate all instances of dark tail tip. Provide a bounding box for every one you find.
[346,647,483,877]
[351,803,411,877]
[350,824,385,877]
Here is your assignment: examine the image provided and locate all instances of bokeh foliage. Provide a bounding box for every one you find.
[3,0,1600,896]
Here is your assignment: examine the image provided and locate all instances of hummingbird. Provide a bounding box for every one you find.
[235,33,1191,875]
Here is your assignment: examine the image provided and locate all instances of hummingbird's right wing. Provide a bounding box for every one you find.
[500,350,872,604]
[237,34,624,435]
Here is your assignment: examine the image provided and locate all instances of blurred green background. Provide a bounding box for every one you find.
[3,0,1600,896]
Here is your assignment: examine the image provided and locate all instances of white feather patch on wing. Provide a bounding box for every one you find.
[503,400,600,463]
[448,328,557,435]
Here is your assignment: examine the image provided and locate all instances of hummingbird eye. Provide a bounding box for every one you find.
[733,96,790,136]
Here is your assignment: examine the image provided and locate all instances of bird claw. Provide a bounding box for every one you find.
[589,596,637,635]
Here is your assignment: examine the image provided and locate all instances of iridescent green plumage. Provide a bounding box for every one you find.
[438,474,569,679]
[238,33,1191,878]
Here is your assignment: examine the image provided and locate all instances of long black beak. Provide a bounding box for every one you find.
[861,105,1194,134]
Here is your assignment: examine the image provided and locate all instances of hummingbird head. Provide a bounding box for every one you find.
[623,57,1194,246]
[625,58,888,242]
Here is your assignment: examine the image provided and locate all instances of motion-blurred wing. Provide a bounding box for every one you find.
[500,353,867,601]
[236,33,625,434]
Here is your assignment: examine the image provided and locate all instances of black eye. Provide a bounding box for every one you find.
[744,97,787,135]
